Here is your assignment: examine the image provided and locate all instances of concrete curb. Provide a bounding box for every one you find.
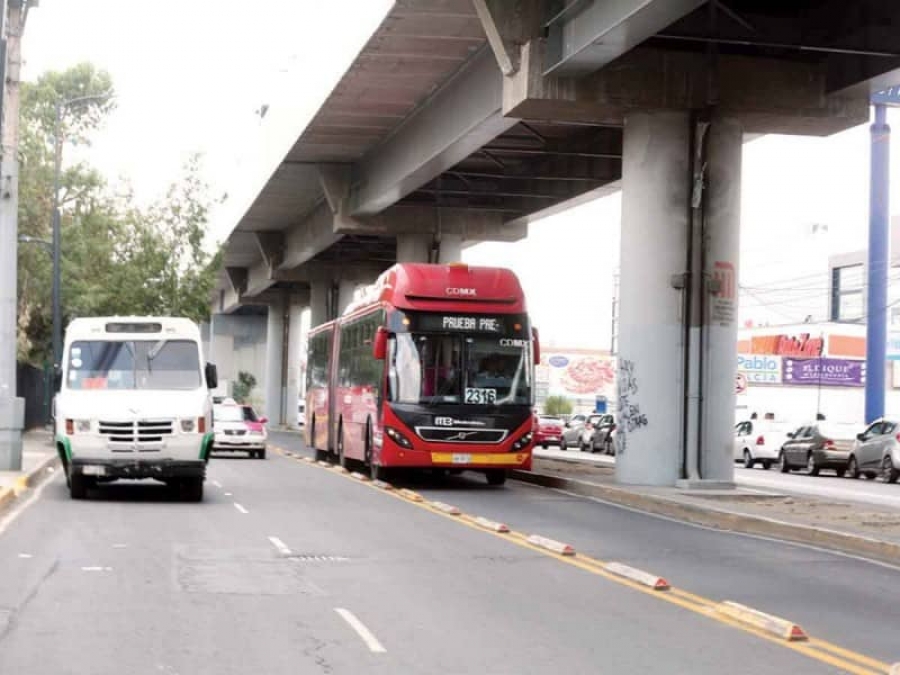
[0,452,60,515]
[511,469,900,566]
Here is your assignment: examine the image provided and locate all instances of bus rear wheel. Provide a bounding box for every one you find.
[486,470,507,486]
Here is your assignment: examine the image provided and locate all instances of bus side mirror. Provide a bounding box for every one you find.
[373,327,388,360]
[205,363,218,390]
[532,327,541,365]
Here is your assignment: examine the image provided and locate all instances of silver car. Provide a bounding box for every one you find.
[560,414,591,451]
[847,418,900,483]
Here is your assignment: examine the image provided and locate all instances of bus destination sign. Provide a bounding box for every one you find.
[441,316,501,332]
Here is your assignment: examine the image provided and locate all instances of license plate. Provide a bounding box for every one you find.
[451,453,472,464]
[81,465,106,476]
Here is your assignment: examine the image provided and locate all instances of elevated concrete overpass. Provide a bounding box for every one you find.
[215,0,900,486]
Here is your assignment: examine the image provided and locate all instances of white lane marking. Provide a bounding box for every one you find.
[233,503,249,514]
[18,553,32,559]
[268,536,292,556]
[224,492,233,497]
[112,544,127,549]
[81,566,112,572]
[335,608,386,653]
[211,480,223,488]
[0,467,59,538]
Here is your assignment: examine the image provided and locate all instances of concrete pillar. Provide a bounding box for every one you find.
[396,234,431,262]
[337,278,359,316]
[437,234,463,263]
[285,298,305,428]
[264,297,285,423]
[310,280,330,328]
[616,111,691,486]
[700,117,742,483]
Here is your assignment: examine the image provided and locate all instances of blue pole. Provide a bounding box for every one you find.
[866,104,890,423]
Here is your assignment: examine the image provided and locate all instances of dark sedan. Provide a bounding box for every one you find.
[778,422,858,476]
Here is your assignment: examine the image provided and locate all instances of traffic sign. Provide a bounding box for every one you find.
[735,373,748,395]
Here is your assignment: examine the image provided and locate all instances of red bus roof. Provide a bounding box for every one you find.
[343,263,527,317]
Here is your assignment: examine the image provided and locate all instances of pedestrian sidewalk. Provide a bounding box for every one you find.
[0,429,59,510]
[517,452,900,566]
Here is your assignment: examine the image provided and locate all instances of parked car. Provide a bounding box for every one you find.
[560,414,593,450]
[778,422,857,476]
[534,415,564,449]
[212,403,268,459]
[847,418,900,483]
[581,414,616,454]
[733,419,794,469]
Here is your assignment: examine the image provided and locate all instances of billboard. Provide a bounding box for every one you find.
[540,350,616,398]
[737,354,782,384]
[782,358,865,387]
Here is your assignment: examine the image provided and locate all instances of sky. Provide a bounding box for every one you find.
[19,0,900,351]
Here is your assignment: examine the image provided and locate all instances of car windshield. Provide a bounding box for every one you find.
[66,339,201,390]
[214,406,244,423]
[389,332,531,406]
[242,407,258,422]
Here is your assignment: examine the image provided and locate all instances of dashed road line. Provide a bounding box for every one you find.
[290,452,891,675]
[81,566,113,572]
[268,536,292,556]
[224,492,233,497]
[335,608,386,653]
[210,480,222,488]
[233,503,248,514]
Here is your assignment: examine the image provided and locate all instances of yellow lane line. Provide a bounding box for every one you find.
[289,455,891,674]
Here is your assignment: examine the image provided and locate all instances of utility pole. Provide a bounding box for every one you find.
[0,0,30,470]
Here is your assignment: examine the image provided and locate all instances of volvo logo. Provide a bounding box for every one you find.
[445,431,481,441]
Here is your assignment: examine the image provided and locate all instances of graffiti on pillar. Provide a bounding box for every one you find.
[711,260,736,327]
[617,360,648,455]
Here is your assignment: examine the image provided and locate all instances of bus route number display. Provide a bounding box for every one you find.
[442,316,501,332]
[465,388,497,404]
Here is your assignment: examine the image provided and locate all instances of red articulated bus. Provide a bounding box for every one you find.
[304,262,539,485]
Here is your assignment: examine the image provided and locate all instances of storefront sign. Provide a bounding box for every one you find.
[737,354,782,384]
[750,333,823,357]
[782,358,865,387]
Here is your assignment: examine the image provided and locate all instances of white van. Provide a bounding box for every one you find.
[54,317,218,501]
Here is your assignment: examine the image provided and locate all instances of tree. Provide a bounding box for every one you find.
[544,395,573,416]
[16,64,223,366]
[232,371,257,404]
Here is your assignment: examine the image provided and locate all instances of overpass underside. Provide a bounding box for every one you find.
[216,0,900,486]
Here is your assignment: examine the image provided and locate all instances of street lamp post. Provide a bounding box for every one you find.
[50,91,113,372]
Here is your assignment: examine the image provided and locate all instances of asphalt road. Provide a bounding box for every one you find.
[0,432,894,674]
[535,445,900,509]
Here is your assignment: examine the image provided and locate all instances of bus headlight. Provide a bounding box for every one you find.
[76,419,91,433]
[512,432,533,451]
[385,426,413,449]
[180,418,196,432]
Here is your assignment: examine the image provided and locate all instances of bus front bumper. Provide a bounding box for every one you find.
[70,458,206,480]
[380,445,533,471]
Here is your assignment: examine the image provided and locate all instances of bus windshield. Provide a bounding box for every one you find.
[66,339,201,390]
[389,332,531,406]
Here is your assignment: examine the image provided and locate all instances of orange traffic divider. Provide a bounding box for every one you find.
[472,516,510,533]
[350,471,371,482]
[372,479,393,490]
[397,488,424,502]
[430,501,461,516]
[332,466,350,474]
[316,460,332,468]
[715,601,807,641]
[526,534,576,556]
[603,562,670,590]
[302,457,315,463]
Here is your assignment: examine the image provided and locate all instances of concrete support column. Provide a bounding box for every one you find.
[310,280,330,328]
[285,298,305,427]
[264,297,285,424]
[337,278,359,316]
[699,117,743,483]
[616,111,691,486]
[437,234,463,263]
[396,234,431,263]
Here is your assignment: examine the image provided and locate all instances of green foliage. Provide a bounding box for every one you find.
[16,64,223,365]
[544,395,573,416]
[232,371,257,404]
